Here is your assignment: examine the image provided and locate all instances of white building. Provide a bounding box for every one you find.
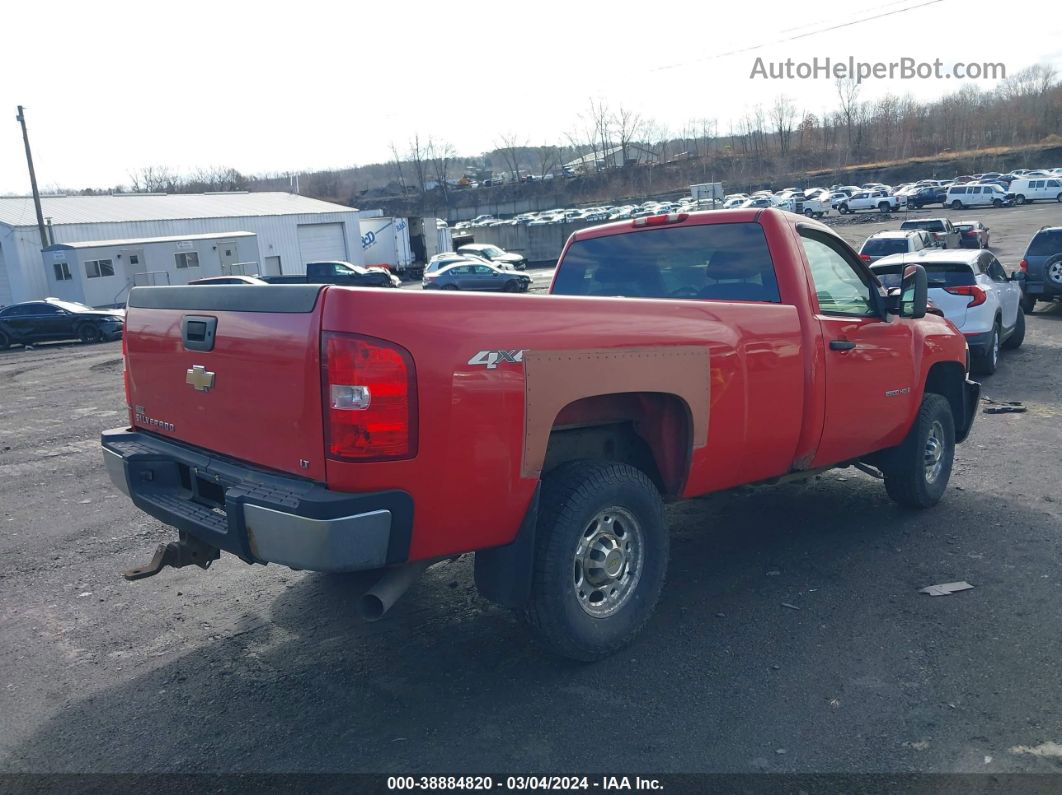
[0,192,364,306]
[42,231,261,308]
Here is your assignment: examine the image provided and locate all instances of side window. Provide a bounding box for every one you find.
[799,233,876,317]
[474,265,493,274]
[52,262,72,281]
[985,257,1008,283]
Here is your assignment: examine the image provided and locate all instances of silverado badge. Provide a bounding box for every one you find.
[185,365,216,392]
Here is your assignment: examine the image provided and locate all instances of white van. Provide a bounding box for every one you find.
[1008,177,1062,205]
[946,183,1008,209]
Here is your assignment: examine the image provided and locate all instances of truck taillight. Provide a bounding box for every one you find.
[944,285,987,307]
[322,332,417,461]
[1019,258,1028,272]
[121,327,131,409]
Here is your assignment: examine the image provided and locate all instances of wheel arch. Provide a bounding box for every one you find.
[923,360,973,443]
[542,391,694,498]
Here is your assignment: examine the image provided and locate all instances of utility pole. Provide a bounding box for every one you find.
[16,106,49,249]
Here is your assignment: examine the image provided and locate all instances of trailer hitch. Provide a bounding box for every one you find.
[123,532,221,581]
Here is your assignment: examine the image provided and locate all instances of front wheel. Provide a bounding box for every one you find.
[1014,195,1026,205]
[993,199,1003,208]
[503,280,520,292]
[0,330,10,351]
[441,284,458,291]
[525,461,668,661]
[882,393,955,509]
[839,204,850,215]
[878,202,892,213]
[78,324,102,344]
[1020,292,1037,314]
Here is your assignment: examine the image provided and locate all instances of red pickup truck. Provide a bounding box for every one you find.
[102,208,979,660]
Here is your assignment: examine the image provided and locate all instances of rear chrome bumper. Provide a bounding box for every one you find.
[101,428,412,572]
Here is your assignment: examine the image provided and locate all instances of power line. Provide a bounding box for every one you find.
[649,0,946,73]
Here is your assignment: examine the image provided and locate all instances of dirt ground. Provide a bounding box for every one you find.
[1,202,1061,776]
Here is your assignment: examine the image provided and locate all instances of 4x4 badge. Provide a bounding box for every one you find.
[468,350,526,370]
[186,365,216,392]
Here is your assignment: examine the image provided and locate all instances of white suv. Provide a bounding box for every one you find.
[871,249,1024,374]
[857,230,933,263]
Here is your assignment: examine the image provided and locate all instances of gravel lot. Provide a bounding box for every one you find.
[1,203,1061,775]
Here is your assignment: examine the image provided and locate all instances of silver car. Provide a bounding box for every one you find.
[423,262,532,292]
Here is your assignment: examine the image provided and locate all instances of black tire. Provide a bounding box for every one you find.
[1021,292,1037,314]
[993,199,1003,208]
[441,284,458,291]
[503,280,520,292]
[0,330,10,351]
[803,208,814,217]
[1014,195,1026,206]
[951,200,963,210]
[1057,193,1062,203]
[878,202,892,213]
[1002,307,1025,350]
[78,324,102,344]
[973,321,1001,375]
[524,460,668,662]
[839,204,850,215]
[882,393,955,509]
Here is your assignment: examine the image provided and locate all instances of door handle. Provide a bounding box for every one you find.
[830,340,856,351]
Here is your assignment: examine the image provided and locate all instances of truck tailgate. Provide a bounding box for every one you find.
[124,285,327,481]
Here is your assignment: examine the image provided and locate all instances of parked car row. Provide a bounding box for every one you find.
[852,215,1062,374]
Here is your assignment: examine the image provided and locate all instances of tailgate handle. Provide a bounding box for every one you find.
[182,315,217,352]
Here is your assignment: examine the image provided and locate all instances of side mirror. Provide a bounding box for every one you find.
[900,264,928,319]
[1010,270,1025,282]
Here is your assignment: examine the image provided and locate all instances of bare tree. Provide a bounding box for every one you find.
[614,105,645,167]
[407,134,430,195]
[835,77,862,156]
[388,141,408,193]
[495,132,527,182]
[770,95,797,156]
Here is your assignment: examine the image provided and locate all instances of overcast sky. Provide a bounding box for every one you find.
[2,0,1060,194]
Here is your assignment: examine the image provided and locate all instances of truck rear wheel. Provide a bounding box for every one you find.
[525,460,668,661]
[882,394,955,509]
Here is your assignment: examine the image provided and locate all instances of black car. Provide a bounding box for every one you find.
[908,186,947,208]
[0,299,124,350]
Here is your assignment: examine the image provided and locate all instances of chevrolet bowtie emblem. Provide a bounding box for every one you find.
[185,365,216,392]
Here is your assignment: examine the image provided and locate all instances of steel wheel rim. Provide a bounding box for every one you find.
[924,420,946,484]
[573,506,644,618]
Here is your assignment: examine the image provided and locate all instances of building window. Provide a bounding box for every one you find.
[129,255,139,265]
[53,262,72,281]
[85,259,115,278]
[175,252,200,269]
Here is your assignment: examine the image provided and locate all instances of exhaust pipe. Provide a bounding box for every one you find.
[359,561,431,621]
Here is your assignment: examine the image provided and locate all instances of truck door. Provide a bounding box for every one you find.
[797,229,916,467]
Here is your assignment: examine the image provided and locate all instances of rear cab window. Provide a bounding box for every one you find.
[552,222,780,303]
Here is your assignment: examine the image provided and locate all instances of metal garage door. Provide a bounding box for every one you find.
[297,223,347,266]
